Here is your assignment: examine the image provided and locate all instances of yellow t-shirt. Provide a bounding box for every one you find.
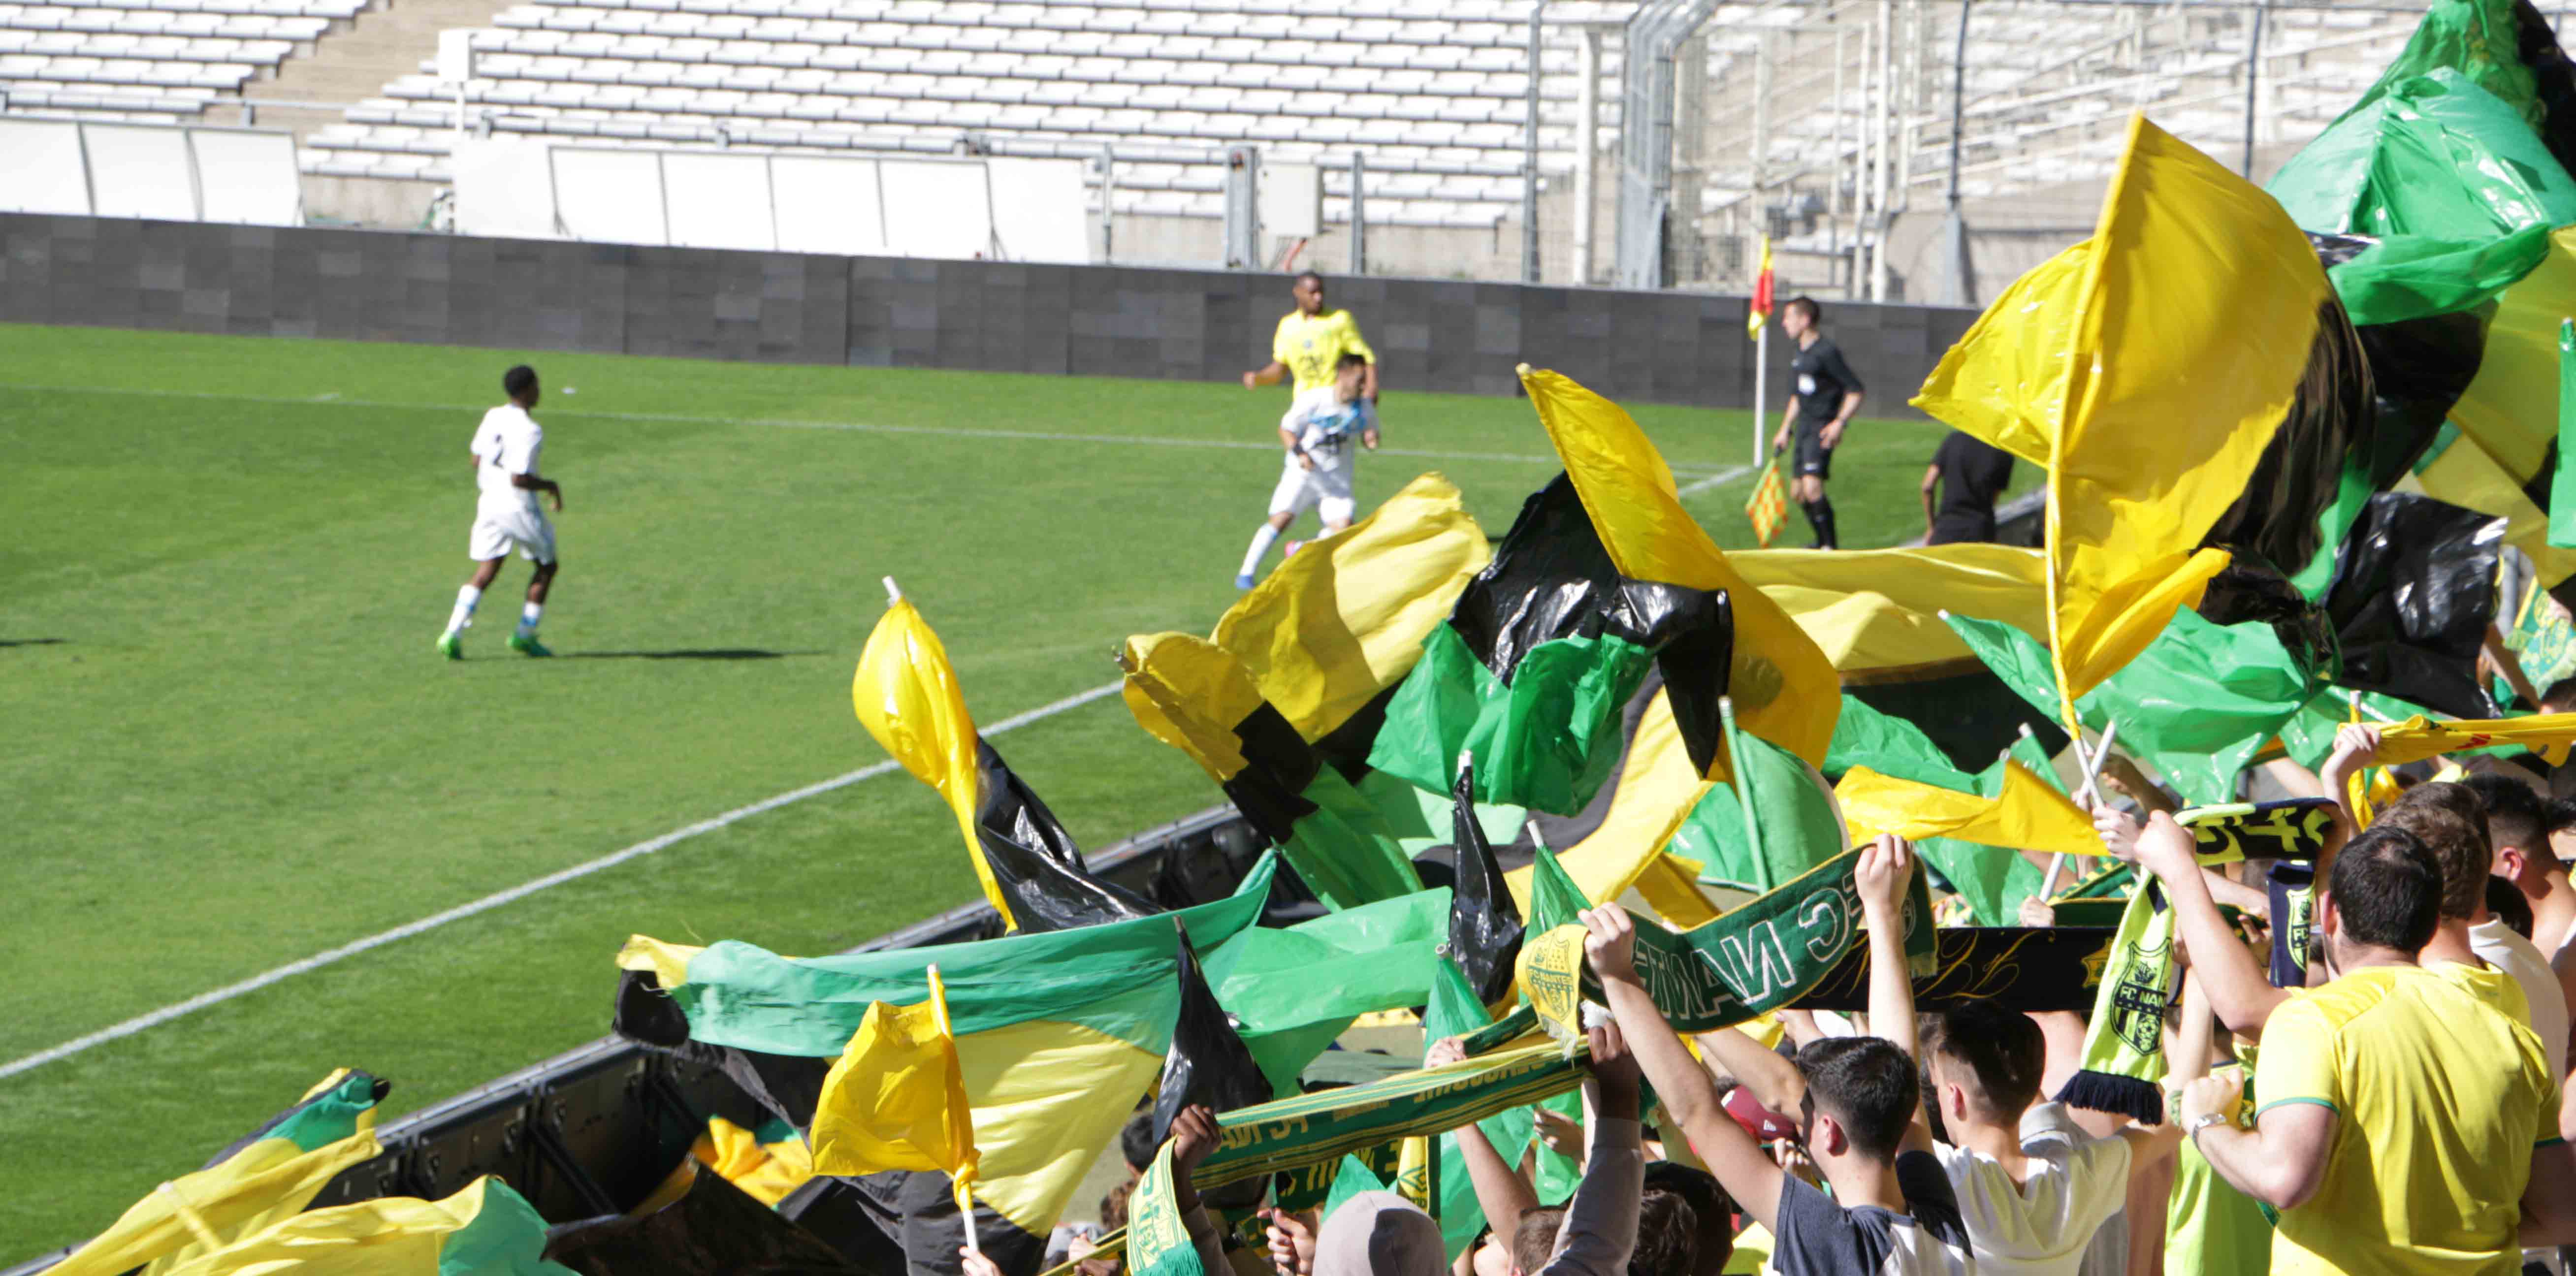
[1272,309,1376,393]
[2254,963,2558,1276]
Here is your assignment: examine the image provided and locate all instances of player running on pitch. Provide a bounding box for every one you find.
[1236,271,1378,587]
[1234,352,1379,588]
[436,364,563,659]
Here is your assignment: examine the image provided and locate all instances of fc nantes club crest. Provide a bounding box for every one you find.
[2106,933,2178,1054]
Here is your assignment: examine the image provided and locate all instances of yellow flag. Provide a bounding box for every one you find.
[1732,543,2049,677]
[854,598,1010,925]
[1835,762,2100,860]
[1519,366,1840,770]
[2371,712,2576,767]
[810,966,982,1213]
[1630,852,1723,929]
[1914,116,2327,724]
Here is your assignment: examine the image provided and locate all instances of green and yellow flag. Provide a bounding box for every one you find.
[811,965,980,1215]
[622,860,1278,1261]
[1917,117,2330,725]
[56,1071,386,1276]
[152,1177,572,1276]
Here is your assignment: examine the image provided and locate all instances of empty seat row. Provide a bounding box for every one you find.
[0,49,250,83]
[0,5,326,37]
[0,28,292,60]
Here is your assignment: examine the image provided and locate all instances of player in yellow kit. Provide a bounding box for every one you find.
[1235,271,1380,587]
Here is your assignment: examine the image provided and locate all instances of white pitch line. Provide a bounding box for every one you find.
[1674,464,1755,497]
[0,678,1126,1083]
[2,383,1736,478]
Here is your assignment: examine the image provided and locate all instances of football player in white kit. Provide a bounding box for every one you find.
[436,365,564,659]
[1234,351,1378,588]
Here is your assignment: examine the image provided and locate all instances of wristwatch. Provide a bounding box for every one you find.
[2184,1112,2229,1145]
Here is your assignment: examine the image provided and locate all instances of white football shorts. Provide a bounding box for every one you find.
[469,501,556,564]
[1269,460,1356,525]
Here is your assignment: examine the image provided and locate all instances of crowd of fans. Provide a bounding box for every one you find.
[1004,705,2576,1276]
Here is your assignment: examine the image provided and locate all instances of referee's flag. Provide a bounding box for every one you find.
[1747,237,1774,338]
[1744,459,1789,547]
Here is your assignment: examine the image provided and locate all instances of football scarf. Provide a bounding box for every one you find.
[2057,881,2179,1123]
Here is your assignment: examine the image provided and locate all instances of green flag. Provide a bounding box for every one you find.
[1947,611,2316,806]
[1822,696,1982,790]
[1371,623,1663,815]
[1671,718,1851,894]
[1203,886,1453,1096]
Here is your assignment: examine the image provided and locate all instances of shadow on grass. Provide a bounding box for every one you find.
[558,648,823,661]
[1,638,66,649]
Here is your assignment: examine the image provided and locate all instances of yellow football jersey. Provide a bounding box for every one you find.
[2255,963,2556,1276]
[1272,309,1377,393]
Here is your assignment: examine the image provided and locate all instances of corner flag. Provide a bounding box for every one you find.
[1746,237,1774,338]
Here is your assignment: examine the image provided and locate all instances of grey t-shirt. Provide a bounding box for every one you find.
[1771,1149,1975,1276]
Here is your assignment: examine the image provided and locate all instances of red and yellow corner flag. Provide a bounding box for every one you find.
[1744,459,1789,547]
[810,965,982,1216]
[1746,237,1775,338]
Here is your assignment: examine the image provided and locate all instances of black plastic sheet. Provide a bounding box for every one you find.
[1443,474,1733,774]
[969,741,1159,933]
[2318,491,2508,719]
[1149,923,1273,1209]
[1442,765,1525,1008]
[544,1167,876,1276]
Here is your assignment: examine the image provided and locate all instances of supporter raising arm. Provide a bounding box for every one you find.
[2097,806,2294,1041]
[1591,837,1977,1274]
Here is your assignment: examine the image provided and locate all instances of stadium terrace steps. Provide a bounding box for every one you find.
[0,0,2434,249]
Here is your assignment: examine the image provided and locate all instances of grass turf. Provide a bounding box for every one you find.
[0,320,2022,1257]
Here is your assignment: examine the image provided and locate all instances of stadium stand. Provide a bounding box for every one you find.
[0,0,2432,285]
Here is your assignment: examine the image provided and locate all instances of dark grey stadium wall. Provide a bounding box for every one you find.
[1,213,1979,414]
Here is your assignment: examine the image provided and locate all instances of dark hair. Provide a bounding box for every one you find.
[1100,1180,1132,1229]
[1293,270,1324,290]
[2370,799,2489,921]
[1925,1003,2046,1120]
[1630,1190,1699,1276]
[1337,351,1370,370]
[1642,1163,1734,1276]
[1793,1036,1919,1161]
[2489,876,2536,939]
[2325,825,2444,954]
[1512,1208,1567,1275]
[2548,797,2576,841]
[502,364,538,399]
[2543,677,2576,712]
[1784,296,1821,325]
[1120,1111,1156,1172]
[2463,773,2547,864]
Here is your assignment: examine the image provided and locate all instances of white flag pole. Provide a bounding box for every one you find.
[1753,320,1771,469]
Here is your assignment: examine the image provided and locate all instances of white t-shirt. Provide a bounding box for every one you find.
[472,404,544,508]
[1933,1131,2131,1276]
[1286,397,1369,475]
[2471,916,2570,1078]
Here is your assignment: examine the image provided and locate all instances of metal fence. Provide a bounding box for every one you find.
[1534,0,2569,304]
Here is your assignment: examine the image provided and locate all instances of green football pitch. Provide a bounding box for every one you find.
[0,320,2013,1257]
